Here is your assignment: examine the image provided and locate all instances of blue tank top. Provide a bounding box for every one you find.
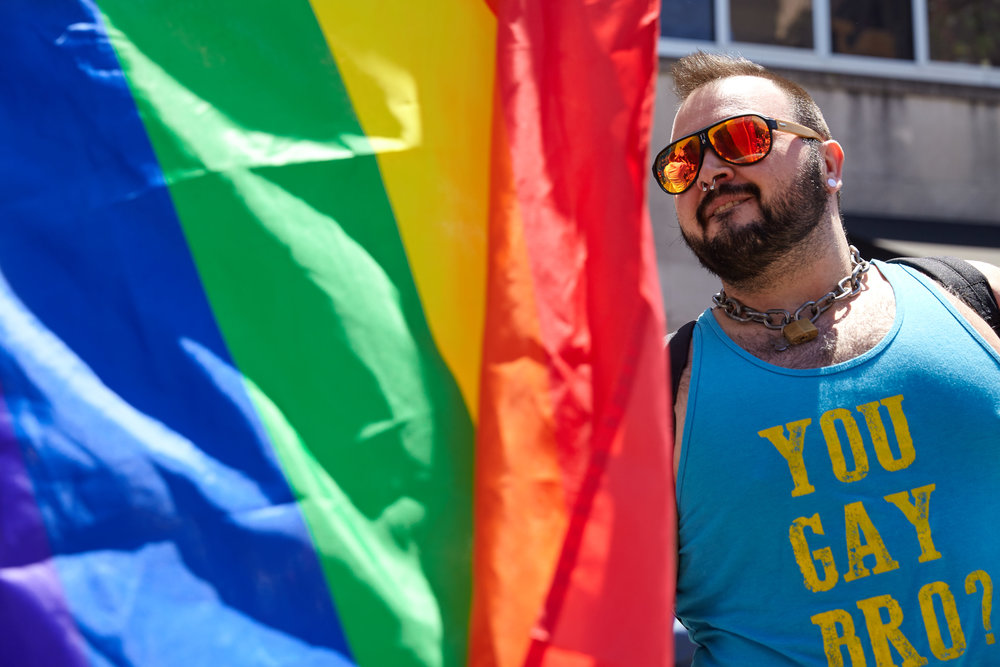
[676,261,1000,666]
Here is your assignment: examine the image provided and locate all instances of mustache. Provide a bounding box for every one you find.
[696,182,761,229]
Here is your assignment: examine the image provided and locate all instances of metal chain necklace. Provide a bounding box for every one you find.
[713,245,871,351]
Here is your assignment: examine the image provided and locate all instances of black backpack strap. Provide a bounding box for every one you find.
[888,256,1000,335]
[667,320,696,404]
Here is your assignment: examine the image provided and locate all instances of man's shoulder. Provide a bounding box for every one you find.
[968,260,1000,302]
[888,256,1000,338]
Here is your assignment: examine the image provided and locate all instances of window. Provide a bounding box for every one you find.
[732,0,813,49]
[831,0,913,59]
[659,0,1000,86]
[661,0,713,40]
[928,0,1000,66]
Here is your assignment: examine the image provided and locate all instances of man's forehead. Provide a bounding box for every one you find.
[671,76,790,138]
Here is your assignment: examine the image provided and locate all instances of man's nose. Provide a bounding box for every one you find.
[697,149,735,192]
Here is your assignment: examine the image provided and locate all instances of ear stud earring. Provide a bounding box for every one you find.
[827,178,839,188]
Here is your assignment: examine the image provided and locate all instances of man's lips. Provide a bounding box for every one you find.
[706,195,752,220]
[695,183,760,230]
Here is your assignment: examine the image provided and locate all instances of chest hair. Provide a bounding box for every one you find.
[727,284,897,370]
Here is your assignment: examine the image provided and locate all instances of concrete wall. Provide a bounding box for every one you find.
[806,73,1000,224]
[649,59,1000,327]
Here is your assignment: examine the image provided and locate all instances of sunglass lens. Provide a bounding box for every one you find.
[709,115,771,164]
[658,135,701,193]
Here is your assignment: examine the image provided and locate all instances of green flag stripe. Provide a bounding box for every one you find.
[98,3,474,665]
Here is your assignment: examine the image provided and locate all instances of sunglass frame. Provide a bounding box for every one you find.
[652,113,824,195]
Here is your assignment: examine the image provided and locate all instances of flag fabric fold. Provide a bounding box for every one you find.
[2,1,674,665]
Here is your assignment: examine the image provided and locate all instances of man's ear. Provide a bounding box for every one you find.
[822,140,845,190]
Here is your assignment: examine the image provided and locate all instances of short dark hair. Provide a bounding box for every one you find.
[671,52,831,140]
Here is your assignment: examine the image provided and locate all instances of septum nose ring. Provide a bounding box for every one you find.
[701,177,718,193]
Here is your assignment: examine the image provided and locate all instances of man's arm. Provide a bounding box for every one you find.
[968,260,1000,310]
[673,351,692,480]
[944,260,1000,353]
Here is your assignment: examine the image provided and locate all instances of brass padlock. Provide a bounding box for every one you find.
[783,319,819,345]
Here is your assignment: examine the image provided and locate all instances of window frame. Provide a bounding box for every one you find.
[659,0,1000,88]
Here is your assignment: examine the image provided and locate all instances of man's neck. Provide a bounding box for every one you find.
[709,229,896,368]
[718,229,854,314]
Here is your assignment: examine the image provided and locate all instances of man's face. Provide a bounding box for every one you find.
[670,77,829,286]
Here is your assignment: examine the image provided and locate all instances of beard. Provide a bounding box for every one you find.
[680,149,828,287]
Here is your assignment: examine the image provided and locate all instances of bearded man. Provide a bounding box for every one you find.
[656,52,1000,666]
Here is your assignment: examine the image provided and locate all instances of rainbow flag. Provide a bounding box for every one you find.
[3,1,674,665]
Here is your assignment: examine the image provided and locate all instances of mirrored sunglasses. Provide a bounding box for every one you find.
[652,113,824,195]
